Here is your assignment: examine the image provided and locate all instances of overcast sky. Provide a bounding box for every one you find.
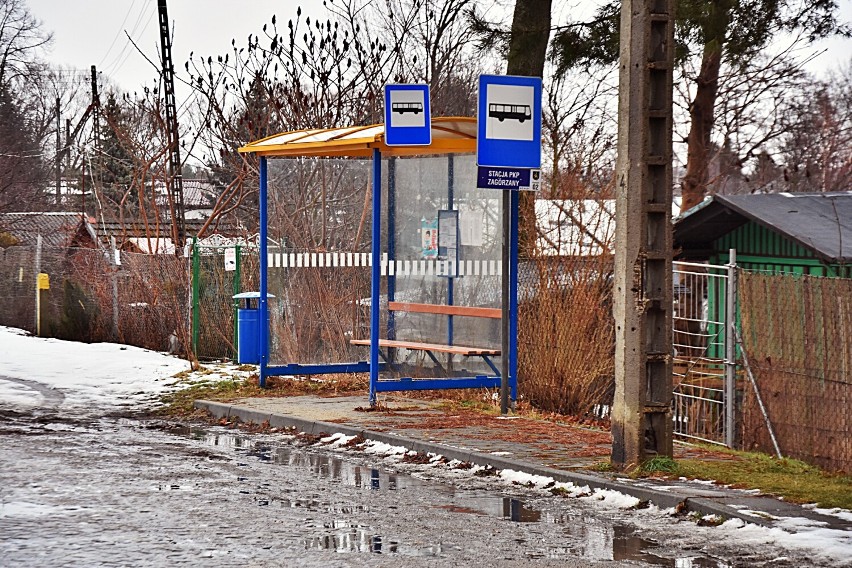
[27,0,323,94]
[27,0,852,97]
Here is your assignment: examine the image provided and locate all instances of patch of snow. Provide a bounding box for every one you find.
[319,432,356,448]
[362,440,408,457]
[0,380,42,407]
[499,469,554,488]
[717,516,852,565]
[582,488,641,509]
[552,481,592,497]
[804,505,852,522]
[490,451,513,456]
[0,326,187,411]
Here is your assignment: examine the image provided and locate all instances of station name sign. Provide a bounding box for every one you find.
[476,166,541,191]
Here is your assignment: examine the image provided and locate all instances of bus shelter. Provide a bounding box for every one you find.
[238,117,519,404]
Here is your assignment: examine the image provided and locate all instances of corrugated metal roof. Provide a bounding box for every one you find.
[675,192,852,263]
[238,117,477,158]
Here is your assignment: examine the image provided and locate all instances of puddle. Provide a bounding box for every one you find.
[546,523,729,566]
[174,425,730,565]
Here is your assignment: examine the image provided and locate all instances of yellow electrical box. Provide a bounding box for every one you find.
[37,272,50,290]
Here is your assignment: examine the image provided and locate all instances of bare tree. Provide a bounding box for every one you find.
[181,0,485,241]
[0,0,52,213]
[0,0,51,86]
[774,59,852,193]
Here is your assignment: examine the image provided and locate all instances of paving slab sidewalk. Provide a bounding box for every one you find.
[194,394,852,534]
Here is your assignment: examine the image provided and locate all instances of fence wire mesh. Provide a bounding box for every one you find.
[671,261,731,445]
[0,244,189,354]
[739,270,852,473]
[4,225,849,474]
[517,256,615,417]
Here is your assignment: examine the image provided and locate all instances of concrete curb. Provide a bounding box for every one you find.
[194,399,782,528]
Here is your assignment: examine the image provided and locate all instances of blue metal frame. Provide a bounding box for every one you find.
[387,157,397,342]
[446,155,455,349]
[369,149,382,404]
[374,376,501,392]
[268,362,380,375]
[509,190,519,400]
[259,157,269,388]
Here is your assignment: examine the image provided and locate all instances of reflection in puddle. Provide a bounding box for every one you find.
[549,523,728,567]
[178,426,730,566]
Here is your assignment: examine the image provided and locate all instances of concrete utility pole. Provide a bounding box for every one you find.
[611,0,675,470]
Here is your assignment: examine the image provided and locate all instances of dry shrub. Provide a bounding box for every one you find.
[518,256,614,417]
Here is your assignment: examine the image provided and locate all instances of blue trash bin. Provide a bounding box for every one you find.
[233,292,275,364]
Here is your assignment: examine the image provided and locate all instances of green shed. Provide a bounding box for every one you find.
[674,192,852,276]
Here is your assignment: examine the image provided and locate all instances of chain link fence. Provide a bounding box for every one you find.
[0,244,189,354]
[739,270,852,473]
[517,256,615,416]
[5,240,850,473]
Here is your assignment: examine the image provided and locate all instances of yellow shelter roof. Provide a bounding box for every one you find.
[238,117,476,158]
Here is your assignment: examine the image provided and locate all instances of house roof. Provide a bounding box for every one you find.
[238,117,477,158]
[0,212,97,248]
[674,192,852,263]
[154,179,218,209]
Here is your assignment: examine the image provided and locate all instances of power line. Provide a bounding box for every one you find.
[98,0,139,68]
[103,1,158,80]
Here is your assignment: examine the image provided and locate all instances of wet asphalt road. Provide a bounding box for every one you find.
[0,378,836,567]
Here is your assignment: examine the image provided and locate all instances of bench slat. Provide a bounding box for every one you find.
[350,338,500,357]
[387,301,501,319]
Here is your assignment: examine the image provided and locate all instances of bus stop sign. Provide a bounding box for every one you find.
[476,74,542,169]
[384,84,431,146]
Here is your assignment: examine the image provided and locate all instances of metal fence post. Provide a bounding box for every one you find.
[34,234,42,335]
[191,237,200,356]
[110,236,119,339]
[725,248,738,447]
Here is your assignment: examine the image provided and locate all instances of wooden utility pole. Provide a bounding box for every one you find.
[611,0,675,470]
[157,0,187,250]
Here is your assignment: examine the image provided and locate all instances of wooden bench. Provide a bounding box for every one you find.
[349,338,499,357]
[349,302,501,374]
